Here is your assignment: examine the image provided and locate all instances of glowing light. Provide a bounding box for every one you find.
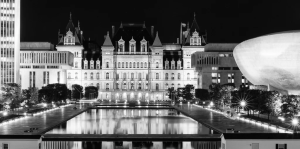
[292,118,299,126]
[43,103,47,107]
[240,101,246,107]
[3,111,8,116]
[210,102,214,106]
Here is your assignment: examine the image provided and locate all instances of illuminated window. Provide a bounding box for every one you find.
[165,73,168,80]
[212,73,220,84]
[178,73,181,80]
[68,72,71,79]
[106,62,109,68]
[106,83,109,90]
[156,83,159,90]
[90,72,93,80]
[156,62,159,68]
[131,44,134,52]
[96,72,100,80]
[84,72,87,80]
[212,67,218,70]
[129,62,132,68]
[156,73,159,79]
[172,73,175,80]
[75,72,78,79]
[228,73,234,83]
[187,73,190,80]
[75,62,78,68]
[106,72,109,80]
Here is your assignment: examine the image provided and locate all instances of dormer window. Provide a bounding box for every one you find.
[177,60,181,69]
[90,60,94,69]
[165,60,169,69]
[64,29,75,45]
[190,30,201,46]
[118,37,125,52]
[171,60,175,69]
[96,59,100,69]
[129,37,136,53]
[84,59,88,69]
[140,37,147,52]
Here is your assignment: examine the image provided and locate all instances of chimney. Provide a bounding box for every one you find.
[177,38,179,44]
[151,26,154,38]
[112,26,115,38]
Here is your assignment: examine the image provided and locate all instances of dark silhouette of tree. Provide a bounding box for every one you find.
[84,86,98,99]
[1,83,22,110]
[195,89,210,101]
[71,84,83,100]
[183,84,194,101]
[38,84,68,103]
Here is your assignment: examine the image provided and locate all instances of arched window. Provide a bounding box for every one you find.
[187,73,190,80]
[96,72,100,80]
[138,73,142,80]
[131,44,134,52]
[131,73,134,80]
[97,83,100,90]
[133,62,136,68]
[123,73,126,79]
[75,72,78,79]
[130,62,132,68]
[156,83,159,90]
[138,83,141,89]
[84,72,87,80]
[165,83,168,89]
[172,73,175,80]
[126,62,128,68]
[75,62,78,68]
[156,73,159,79]
[142,44,146,52]
[90,72,93,80]
[178,73,181,80]
[141,62,143,68]
[123,82,127,89]
[120,44,123,52]
[106,83,109,90]
[144,62,147,68]
[137,62,139,68]
[122,62,124,68]
[131,83,134,89]
[68,72,71,79]
[156,62,159,68]
[106,72,109,79]
[118,62,121,68]
[165,73,168,80]
[172,83,174,87]
[106,62,109,68]
[178,83,180,87]
[97,63,100,69]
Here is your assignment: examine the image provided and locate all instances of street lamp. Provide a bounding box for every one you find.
[292,118,299,133]
[240,100,246,113]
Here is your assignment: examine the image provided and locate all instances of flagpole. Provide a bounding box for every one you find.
[180,22,182,44]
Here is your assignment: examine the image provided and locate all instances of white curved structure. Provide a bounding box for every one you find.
[234,31,300,95]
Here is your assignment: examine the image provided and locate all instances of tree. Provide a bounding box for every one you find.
[280,95,300,119]
[195,89,210,101]
[167,87,177,101]
[183,84,194,101]
[71,84,83,100]
[84,86,98,99]
[1,83,22,110]
[38,86,52,103]
[219,85,235,109]
[38,84,68,103]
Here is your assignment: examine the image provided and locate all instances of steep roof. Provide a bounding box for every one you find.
[184,13,206,46]
[103,31,113,46]
[152,32,162,47]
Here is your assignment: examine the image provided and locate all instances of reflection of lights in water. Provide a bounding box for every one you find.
[3,111,8,116]
[139,110,141,116]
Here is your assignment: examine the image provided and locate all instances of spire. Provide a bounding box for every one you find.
[70,12,72,20]
[194,12,196,19]
[120,22,123,28]
[78,20,80,28]
[143,21,146,28]
[103,31,113,46]
[152,32,162,47]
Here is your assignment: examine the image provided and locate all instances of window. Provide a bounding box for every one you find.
[133,62,135,68]
[90,61,94,69]
[96,72,100,80]
[187,73,190,80]
[165,83,168,89]
[228,73,234,83]
[57,71,60,83]
[138,73,142,80]
[172,83,174,87]
[120,44,123,52]
[177,62,181,69]
[141,62,143,68]
[276,144,287,149]
[156,83,159,90]
[165,73,168,80]
[156,73,159,79]
[212,73,220,84]
[171,63,175,69]
[142,44,146,52]
[84,72,87,80]
[156,62,159,68]
[68,72,71,79]
[172,73,175,80]
[130,62,132,68]
[138,83,142,89]
[106,62,109,68]
[90,72,93,80]
[75,72,78,79]
[187,62,190,68]
[106,72,109,80]
[212,67,218,70]
[126,62,128,68]
[3,143,8,149]
[178,83,180,87]
[178,73,181,80]
[116,83,119,89]
[106,83,109,90]
[131,73,134,80]
[165,62,169,69]
[144,62,147,68]
[96,63,100,69]
[123,83,127,89]
[123,73,127,80]
[131,83,134,89]
[97,83,100,90]
[122,62,124,68]
[118,62,121,68]
[131,44,134,52]
[137,62,139,68]
[84,62,88,69]
[75,62,78,68]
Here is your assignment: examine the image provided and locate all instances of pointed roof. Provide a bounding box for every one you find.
[66,12,75,33]
[103,31,113,46]
[152,32,162,47]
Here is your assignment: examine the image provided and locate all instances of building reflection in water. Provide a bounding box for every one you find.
[47,109,210,135]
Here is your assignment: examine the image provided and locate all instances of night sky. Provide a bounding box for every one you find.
[21,0,300,46]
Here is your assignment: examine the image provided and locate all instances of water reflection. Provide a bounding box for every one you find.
[47,109,210,134]
[42,141,221,149]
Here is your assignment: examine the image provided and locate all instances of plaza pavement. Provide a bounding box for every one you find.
[171,104,280,133]
[0,104,88,135]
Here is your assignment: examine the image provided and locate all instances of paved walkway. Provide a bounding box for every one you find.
[172,104,279,133]
[0,104,88,135]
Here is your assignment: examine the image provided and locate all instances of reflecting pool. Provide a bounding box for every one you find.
[46,109,210,134]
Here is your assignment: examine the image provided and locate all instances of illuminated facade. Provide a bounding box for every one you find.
[0,0,20,87]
